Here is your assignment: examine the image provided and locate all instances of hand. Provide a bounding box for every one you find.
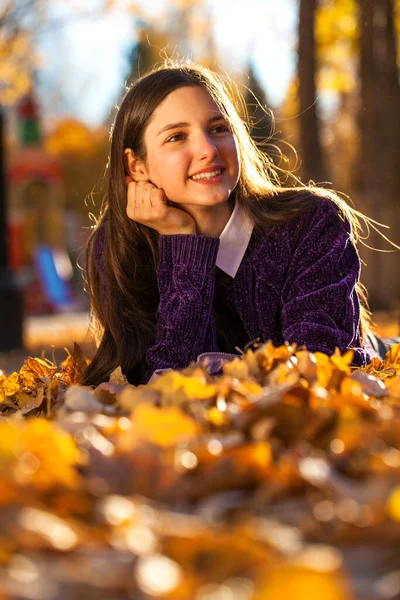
[94,382,125,395]
[126,177,196,235]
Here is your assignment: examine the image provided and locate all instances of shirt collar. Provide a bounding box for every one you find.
[216,199,254,278]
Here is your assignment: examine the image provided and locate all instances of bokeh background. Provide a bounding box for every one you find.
[1,0,399,369]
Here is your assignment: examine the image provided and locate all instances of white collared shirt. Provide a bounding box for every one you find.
[216,199,254,278]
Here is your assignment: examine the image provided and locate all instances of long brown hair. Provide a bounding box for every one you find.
[82,60,381,387]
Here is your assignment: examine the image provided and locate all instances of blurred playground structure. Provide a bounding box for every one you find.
[7,95,88,315]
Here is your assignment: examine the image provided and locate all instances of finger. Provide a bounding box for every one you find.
[144,182,156,208]
[95,382,124,395]
[135,180,144,209]
[150,187,165,212]
[137,182,154,214]
[125,175,133,185]
[127,180,140,221]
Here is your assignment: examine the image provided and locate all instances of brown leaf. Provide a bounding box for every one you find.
[62,343,89,386]
[16,387,45,415]
[349,371,388,398]
[118,385,157,412]
[64,384,103,413]
[109,366,128,386]
[93,388,118,406]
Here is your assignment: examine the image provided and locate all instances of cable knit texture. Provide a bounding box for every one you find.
[94,195,371,384]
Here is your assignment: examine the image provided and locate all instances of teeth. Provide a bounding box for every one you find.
[191,169,222,181]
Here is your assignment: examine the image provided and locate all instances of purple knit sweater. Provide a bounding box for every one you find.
[138,196,371,382]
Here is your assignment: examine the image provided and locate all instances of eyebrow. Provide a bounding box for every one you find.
[156,114,226,136]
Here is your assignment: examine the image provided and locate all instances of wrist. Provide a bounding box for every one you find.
[159,226,196,235]
[180,225,196,235]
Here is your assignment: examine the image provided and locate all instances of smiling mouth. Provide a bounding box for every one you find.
[189,168,224,181]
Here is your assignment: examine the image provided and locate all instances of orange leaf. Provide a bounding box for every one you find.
[255,564,354,600]
[20,357,56,389]
[384,343,400,369]
[387,485,400,522]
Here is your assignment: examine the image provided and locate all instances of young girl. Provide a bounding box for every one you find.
[82,61,392,387]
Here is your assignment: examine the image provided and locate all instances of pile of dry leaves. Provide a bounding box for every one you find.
[0,341,400,599]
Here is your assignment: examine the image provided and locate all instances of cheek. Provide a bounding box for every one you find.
[222,136,239,163]
[226,138,240,179]
[149,152,189,188]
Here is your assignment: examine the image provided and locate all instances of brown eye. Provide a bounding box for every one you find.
[211,124,230,134]
[166,133,186,143]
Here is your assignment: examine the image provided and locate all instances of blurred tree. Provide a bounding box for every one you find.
[314,0,360,191]
[45,118,109,222]
[166,0,216,67]
[124,0,217,91]
[126,24,170,87]
[297,0,327,184]
[0,0,41,105]
[244,64,287,184]
[244,65,274,150]
[357,0,400,309]
[315,0,359,96]
[0,0,43,349]
[293,0,400,310]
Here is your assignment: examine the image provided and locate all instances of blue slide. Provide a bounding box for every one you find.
[34,246,73,310]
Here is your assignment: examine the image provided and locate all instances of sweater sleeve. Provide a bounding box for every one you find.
[140,234,220,383]
[281,199,370,367]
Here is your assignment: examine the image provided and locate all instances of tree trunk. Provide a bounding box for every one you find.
[297,0,326,184]
[0,107,23,350]
[358,0,400,310]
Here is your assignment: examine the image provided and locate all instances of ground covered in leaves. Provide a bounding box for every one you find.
[0,342,400,599]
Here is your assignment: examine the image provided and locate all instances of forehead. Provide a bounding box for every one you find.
[147,86,223,129]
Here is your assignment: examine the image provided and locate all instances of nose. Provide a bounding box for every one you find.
[195,131,218,161]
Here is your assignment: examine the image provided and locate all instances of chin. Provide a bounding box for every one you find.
[194,197,229,207]
[199,190,232,204]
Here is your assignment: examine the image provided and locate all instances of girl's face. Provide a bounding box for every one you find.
[139,85,240,207]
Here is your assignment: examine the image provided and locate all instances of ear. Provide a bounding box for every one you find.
[124,148,149,181]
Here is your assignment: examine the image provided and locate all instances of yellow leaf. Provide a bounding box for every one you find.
[330,348,354,371]
[17,419,82,489]
[117,385,151,412]
[226,441,272,478]
[223,359,250,380]
[0,419,82,490]
[207,406,230,427]
[387,485,400,522]
[2,372,21,397]
[121,404,200,449]
[149,371,217,400]
[239,379,263,397]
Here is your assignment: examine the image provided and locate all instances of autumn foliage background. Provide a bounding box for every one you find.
[0,0,400,598]
[4,0,400,318]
